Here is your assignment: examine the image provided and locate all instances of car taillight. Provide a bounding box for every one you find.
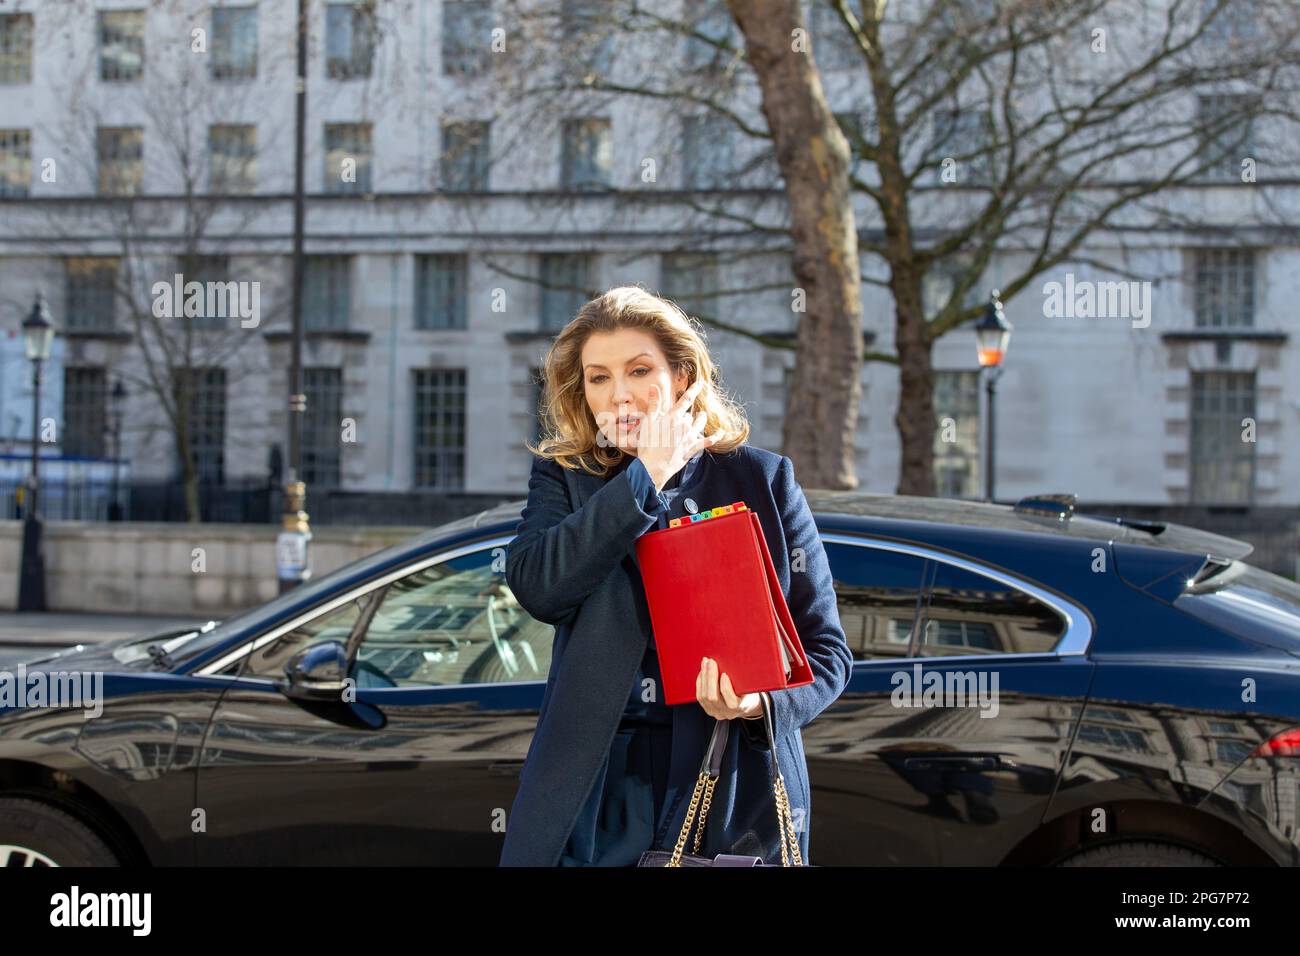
[1249,727,1300,757]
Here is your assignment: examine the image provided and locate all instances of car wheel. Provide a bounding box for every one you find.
[0,797,120,867]
[1059,840,1219,866]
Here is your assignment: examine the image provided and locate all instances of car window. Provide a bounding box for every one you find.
[915,562,1066,657]
[241,597,367,680]
[349,549,553,686]
[825,542,927,661]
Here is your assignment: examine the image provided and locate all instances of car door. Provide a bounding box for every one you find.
[818,533,1095,866]
[810,537,938,865]
[194,536,550,865]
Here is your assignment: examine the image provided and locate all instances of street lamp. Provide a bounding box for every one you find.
[18,293,55,611]
[974,289,1013,504]
[108,380,126,521]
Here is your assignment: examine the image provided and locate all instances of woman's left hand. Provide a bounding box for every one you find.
[696,657,763,720]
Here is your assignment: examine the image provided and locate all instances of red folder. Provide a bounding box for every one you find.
[635,502,815,706]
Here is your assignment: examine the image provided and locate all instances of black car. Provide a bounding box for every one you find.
[1,492,1297,866]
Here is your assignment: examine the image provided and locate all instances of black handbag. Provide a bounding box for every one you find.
[637,694,804,867]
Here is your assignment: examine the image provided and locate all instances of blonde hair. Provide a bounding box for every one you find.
[527,285,751,477]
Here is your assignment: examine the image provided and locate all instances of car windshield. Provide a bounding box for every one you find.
[1174,561,1300,654]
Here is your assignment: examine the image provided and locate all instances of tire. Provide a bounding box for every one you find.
[1059,840,1219,867]
[0,797,120,867]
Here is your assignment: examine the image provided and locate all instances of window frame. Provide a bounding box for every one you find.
[324,0,377,80]
[0,12,35,85]
[211,5,259,81]
[821,532,1093,667]
[98,8,146,83]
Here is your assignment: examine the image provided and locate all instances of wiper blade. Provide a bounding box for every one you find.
[146,643,176,669]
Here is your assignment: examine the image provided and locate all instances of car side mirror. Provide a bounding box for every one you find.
[281,640,350,701]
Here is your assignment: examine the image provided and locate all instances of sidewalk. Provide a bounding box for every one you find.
[0,612,210,647]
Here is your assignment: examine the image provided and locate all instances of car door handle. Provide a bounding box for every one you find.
[488,760,526,777]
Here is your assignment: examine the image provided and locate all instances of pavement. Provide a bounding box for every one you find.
[0,612,211,668]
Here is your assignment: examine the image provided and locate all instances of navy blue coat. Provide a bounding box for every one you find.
[498,442,853,866]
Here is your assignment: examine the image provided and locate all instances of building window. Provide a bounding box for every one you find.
[325,1,376,79]
[97,126,144,196]
[209,124,257,193]
[1190,371,1256,504]
[174,367,227,484]
[174,255,234,331]
[0,128,30,196]
[324,122,372,194]
[539,253,590,332]
[683,2,737,71]
[660,252,718,318]
[1198,94,1256,181]
[682,114,733,189]
[303,367,343,487]
[0,13,33,84]
[833,110,876,176]
[562,0,614,75]
[413,369,466,490]
[439,120,490,191]
[808,0,858,69]
[303,255,351,330]
[933,370,980,498]
[560,117,612,190]
[415,254,468,330]
[1203,0,1260,47]
[529,365,546,445]
[63,367,108,458]
[212,5,258,80]
[442,0,492,76]
[930,110,994,183]
[64,257,119,331]
[99,9,145,82]
[1193,248,1254,328]
[921,256,983,320]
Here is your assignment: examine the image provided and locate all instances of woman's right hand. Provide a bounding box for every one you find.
[634,379,722,492]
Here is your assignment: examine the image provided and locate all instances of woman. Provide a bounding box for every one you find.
[498,286,852,867]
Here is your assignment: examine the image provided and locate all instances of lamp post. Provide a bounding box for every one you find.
[278,0,312,594]
[108,379,126,521]
[18,293,55,611]
[974,289,1013,504]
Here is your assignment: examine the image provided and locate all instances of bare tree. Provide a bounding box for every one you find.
[494,0,1300,493]
[26,31,293,521]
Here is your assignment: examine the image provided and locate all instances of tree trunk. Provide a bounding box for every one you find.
[890,263,937,497]
[726,0,862,490]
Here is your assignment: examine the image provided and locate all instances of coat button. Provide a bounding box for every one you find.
[684,497,698,514]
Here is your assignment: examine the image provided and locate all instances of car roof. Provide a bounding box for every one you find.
[458,492,1253,561]
[176,489,1251,670]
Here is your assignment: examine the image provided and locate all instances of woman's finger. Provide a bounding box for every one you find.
[719,672,739,710]
[676,378,703,415]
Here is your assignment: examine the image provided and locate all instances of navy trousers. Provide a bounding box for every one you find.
[558,717,672,867]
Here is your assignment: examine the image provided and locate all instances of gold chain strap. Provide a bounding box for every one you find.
[665,741,803,867]
[666,771,710,867]
[772,770,803,867]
